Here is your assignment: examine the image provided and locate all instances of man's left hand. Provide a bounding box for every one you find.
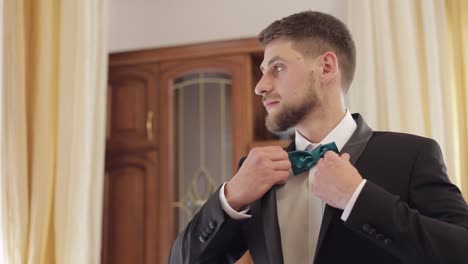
[312,151,363,209]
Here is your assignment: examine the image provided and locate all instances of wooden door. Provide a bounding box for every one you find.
[103,38,268,264]
[102,151,159,264]
[103,63,160,264]
[158,55,254,263]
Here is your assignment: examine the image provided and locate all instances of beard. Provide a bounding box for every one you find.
[265,74,319,133]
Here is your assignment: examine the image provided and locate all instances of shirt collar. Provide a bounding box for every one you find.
[295,110,357,151]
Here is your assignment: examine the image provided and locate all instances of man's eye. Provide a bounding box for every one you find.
[273,65,284,74]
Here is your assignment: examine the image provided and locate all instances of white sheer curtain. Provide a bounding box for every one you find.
[445,0,468,197]
[1,0,108,263]
[347,0,460,186]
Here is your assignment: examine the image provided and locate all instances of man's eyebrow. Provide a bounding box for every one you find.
[260,56,283,73]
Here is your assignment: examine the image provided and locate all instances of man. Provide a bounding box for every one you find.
[168,11,468,264]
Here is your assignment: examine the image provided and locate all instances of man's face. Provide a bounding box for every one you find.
[255,39,321,132]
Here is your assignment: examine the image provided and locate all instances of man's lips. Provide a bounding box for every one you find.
[263,100,279,109]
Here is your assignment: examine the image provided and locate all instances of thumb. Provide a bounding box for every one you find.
[340,153,351,161]
[324,150,340,161]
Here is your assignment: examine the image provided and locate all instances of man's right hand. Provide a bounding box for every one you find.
[224,146,291,211]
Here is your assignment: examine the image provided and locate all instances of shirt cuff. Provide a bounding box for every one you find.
[341,179,367,222]
[219,182,251,219]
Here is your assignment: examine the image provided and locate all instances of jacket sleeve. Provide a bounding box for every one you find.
[167,186,248,264]
[344,139,468,263]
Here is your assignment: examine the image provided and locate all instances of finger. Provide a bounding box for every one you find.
[272,170,290,184]
[267,149,290,161]
[248,147,288,161]
[309,180,320,196]
[324,150,339,160]
[271,159,291,171]
[261,145,287,153]
[341,153,351,161]
[249,146,285,156]
[316,157,324,167]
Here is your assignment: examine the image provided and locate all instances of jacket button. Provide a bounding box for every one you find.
[209,220,217,229]
[362,224,371,233]
[205,227,213,234]
[368,228,376,236]
[376,233,385,240]
[384,238,392,245]
[199,235,206,243]
[201,230,209,238]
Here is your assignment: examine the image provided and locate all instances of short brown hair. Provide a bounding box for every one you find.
[258,11,356,92]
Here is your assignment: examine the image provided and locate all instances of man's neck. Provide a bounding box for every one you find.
[295,107,347,143]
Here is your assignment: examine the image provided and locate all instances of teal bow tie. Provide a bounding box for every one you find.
[288,142,339,175]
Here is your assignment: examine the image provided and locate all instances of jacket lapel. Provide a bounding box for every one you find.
[261,141,295,264]
[314,113,373,260]
[261,186,284,264]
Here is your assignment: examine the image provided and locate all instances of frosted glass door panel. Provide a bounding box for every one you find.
[172,72,232,230]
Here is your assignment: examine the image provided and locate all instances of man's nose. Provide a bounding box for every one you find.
[254,75,273,96]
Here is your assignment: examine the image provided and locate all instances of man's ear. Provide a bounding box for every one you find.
[320,51,339,84]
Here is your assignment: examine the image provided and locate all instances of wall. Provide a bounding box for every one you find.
[108,0,348,52]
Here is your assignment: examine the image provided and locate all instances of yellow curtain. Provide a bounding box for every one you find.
[446,0,468,197]
[347,0,460,186]
[1,0,108,263]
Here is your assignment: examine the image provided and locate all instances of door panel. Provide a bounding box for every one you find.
[102,151,159,264]
[107,64,159,151]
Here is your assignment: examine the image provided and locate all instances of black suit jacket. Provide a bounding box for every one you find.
[168,114,468,264]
